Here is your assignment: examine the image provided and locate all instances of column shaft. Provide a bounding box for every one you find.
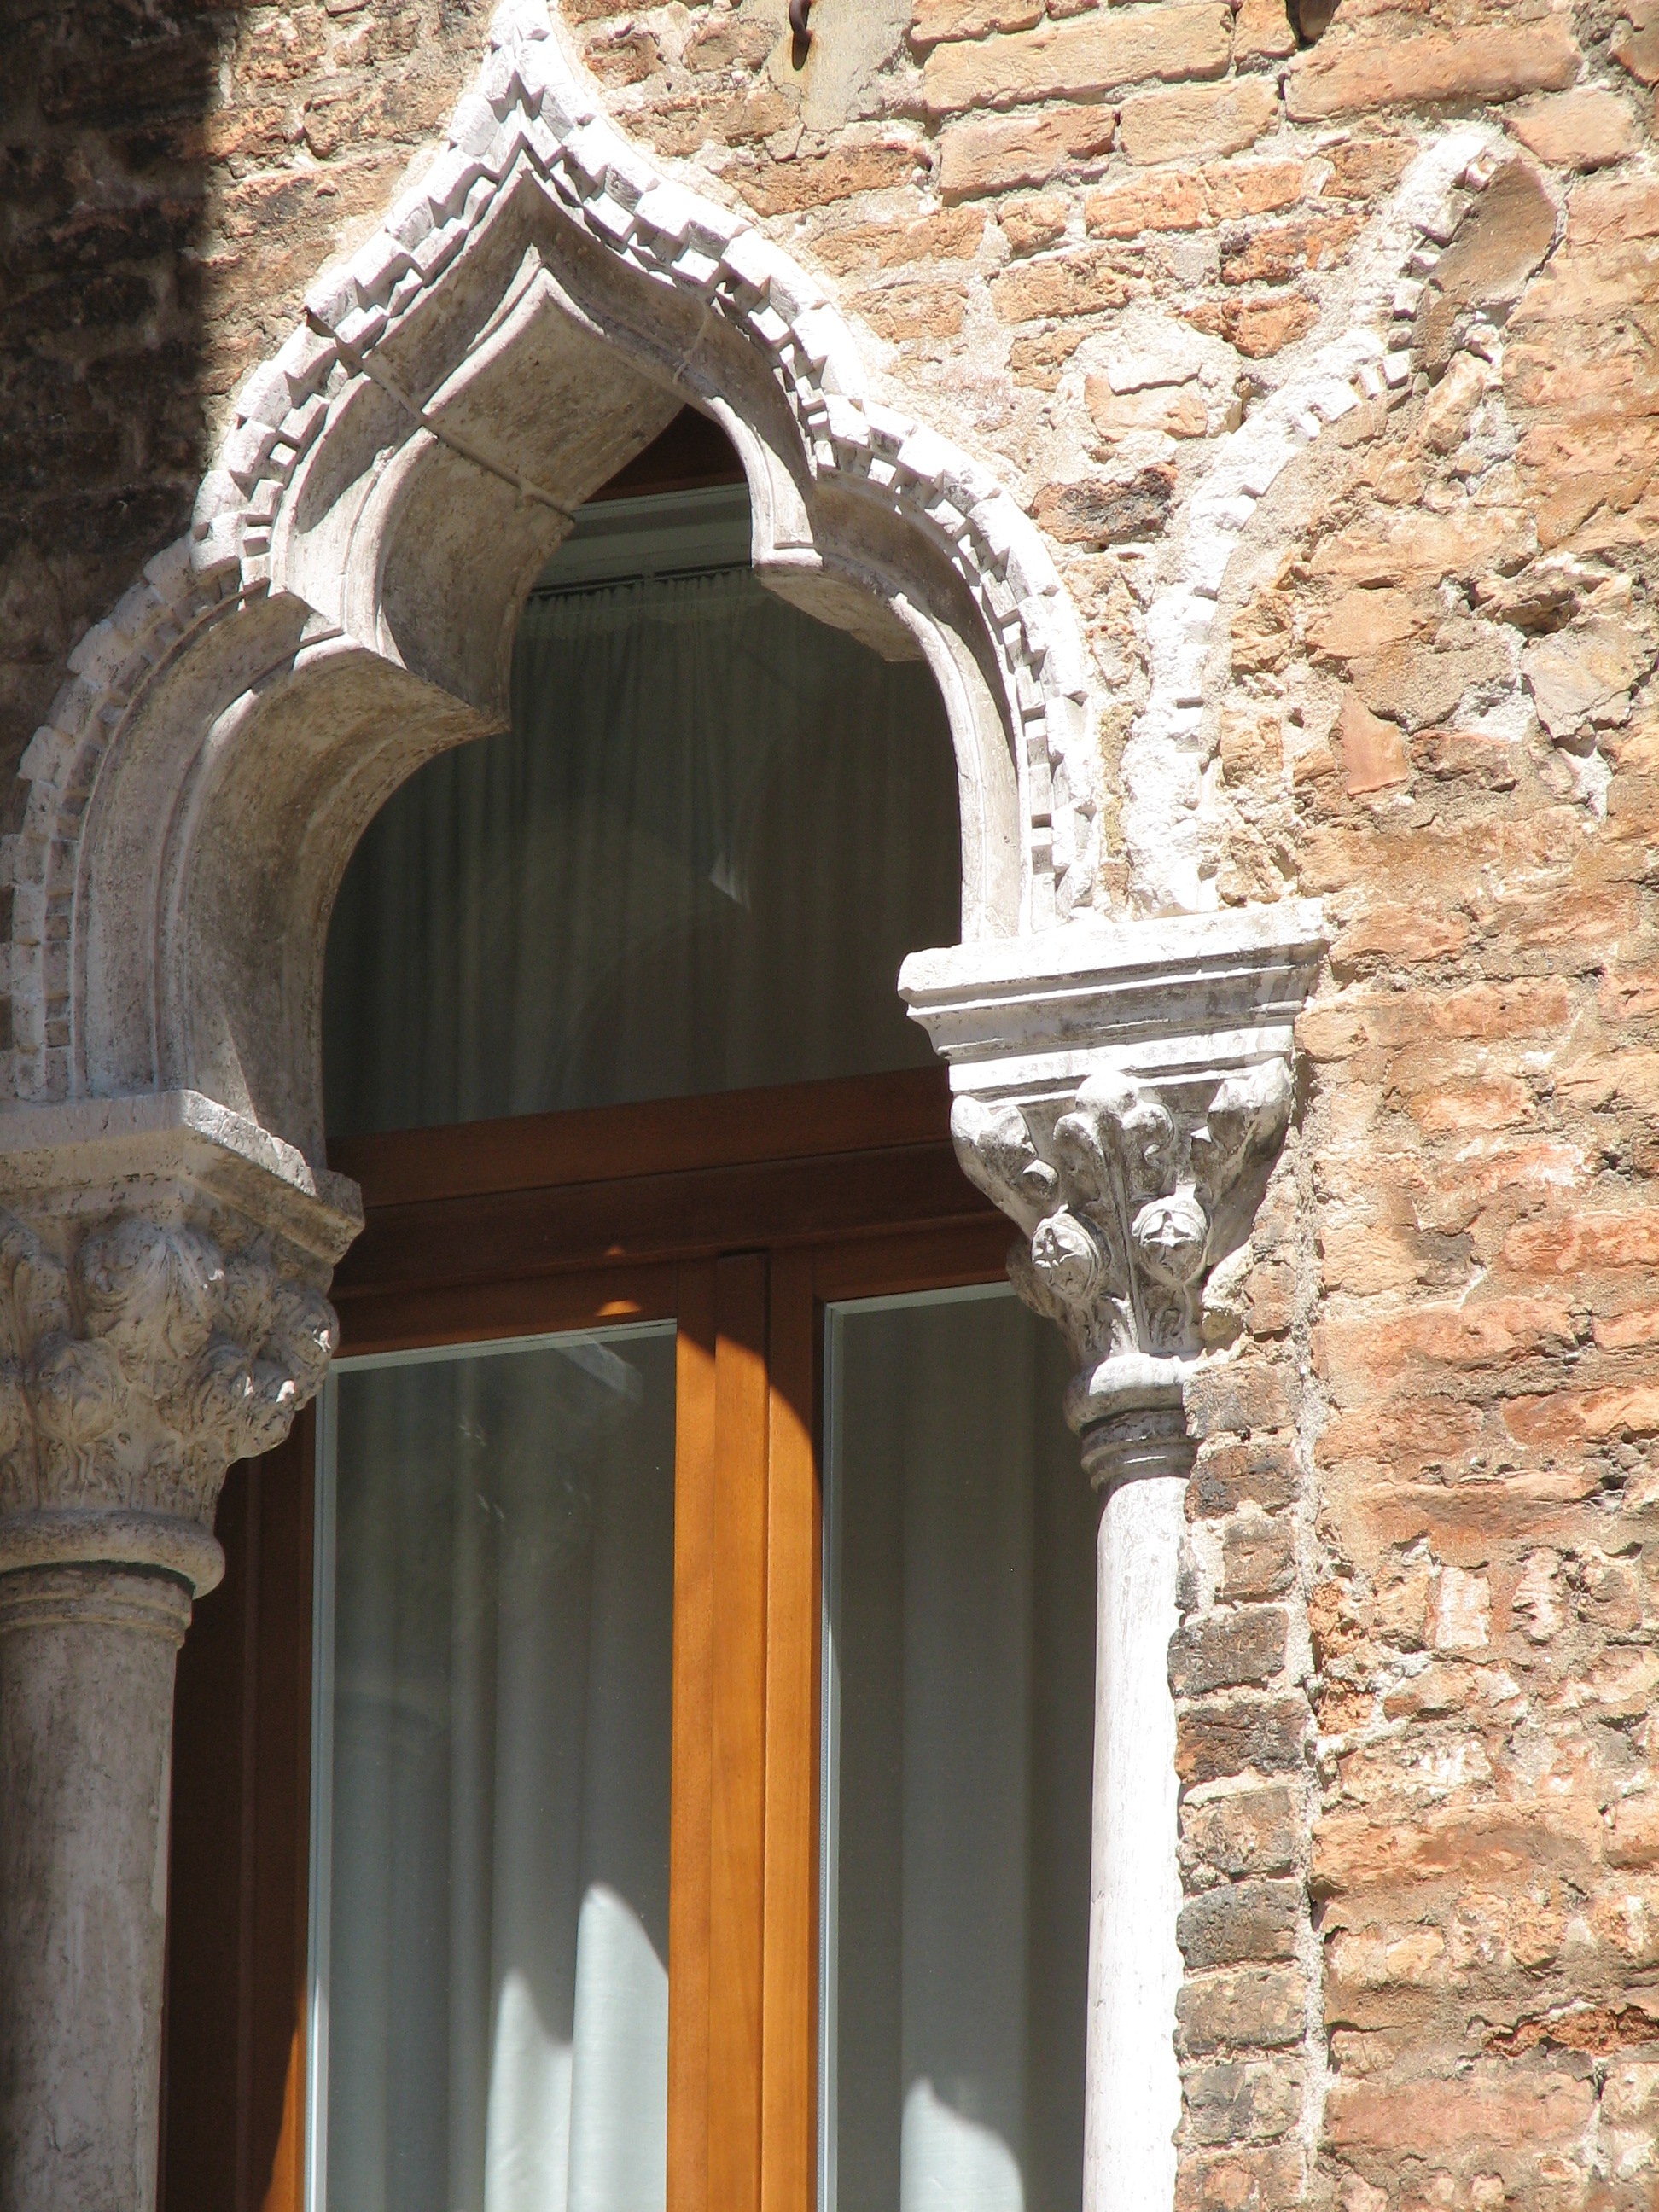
[1080,1418,1192,2212]
[0,1568,190,2212]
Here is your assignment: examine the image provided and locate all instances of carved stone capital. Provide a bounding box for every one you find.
[0,1093,360,1594]
[900,905,1325,1466]
[951,1057,1289,1418]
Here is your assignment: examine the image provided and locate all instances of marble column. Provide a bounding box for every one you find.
[900,907,1323,2212]
[1079,1401,1193,2212]
[0,1101,357,2212]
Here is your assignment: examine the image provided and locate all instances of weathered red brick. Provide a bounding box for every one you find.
[1332,2067,1597,2156]
[939,102,1116,198]
[988,244,1132,322]
[911,0,1042,47]
[731,143,929,215]
[1117,77,1278,165]
[1285,14,1582,120]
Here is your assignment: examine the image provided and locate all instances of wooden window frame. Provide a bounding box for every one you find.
[160,1065,1006,2212]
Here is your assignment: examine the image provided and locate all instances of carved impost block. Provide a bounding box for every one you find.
[899,905,1325,1483]
[0,1093,361,1595]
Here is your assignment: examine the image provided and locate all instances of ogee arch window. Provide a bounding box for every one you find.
[163,415,1094,2212]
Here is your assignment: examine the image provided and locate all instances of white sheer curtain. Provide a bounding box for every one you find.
[323,558,960,1136]
[823,1289,1096,2212]
[320,1330,676,2212]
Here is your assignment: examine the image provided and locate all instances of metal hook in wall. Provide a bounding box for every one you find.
[789,0,812,64]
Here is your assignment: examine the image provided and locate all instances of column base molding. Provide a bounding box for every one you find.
[1080,1400,1196,1494]
[0,1563,194,1640]
[0,1511,224,1597]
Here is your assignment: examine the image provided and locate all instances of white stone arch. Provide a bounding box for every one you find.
[3,0,1100,1165]
[1121,124,1515,913]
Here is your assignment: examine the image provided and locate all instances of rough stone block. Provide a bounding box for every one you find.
[1187,1358,1297,1440]
[1220,1514,1297,1603]
[1170,1606,1289,1696]
[1175,2146,1307,2212]
[1179,1878,1303,1968]
[1182,1784,1301,1880]
[1192,1436,1301,1519]
[923,3,1232,116]
[1118,75,1279,165]
[1178,1691,1310,1786]
[1184,2056,1305,2144]
[1178,1966,1308,2055]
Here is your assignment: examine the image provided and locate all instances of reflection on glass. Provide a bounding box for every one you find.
[822,1287,1094,2212]
[311,1326,676,2212]
[323,486,959,1136]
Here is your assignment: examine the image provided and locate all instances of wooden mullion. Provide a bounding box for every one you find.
[761,1247,819,2212]
[253,1411,313,2212]
[669,1264,719,2212]
[707,1254,771,2212]
[162,1416,314,2212]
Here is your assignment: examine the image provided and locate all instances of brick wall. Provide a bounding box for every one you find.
[9,0,1659,2203]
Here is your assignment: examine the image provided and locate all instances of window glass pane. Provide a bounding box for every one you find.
[821,1286,1093,2212]
[323,483,960,1137]
[311,1325,676,2212]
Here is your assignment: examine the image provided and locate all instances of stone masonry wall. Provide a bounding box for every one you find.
[9,0,1659,2206]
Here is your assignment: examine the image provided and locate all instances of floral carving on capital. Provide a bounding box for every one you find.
[952,1062,1294,1377]
[0,1208,336,1536]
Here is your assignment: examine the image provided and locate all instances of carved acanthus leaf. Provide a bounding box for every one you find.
[952,1097,1062,1237]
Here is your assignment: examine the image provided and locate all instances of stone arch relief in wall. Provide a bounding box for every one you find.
[0,11,1581,2212]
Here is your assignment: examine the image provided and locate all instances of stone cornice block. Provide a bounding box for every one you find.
[898,899,1328,1109]
[0,1091,360,1266]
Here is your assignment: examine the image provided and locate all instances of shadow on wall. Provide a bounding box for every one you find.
[0,1,217,835]
[0,0,501,850]
[1286,0,1340,46]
